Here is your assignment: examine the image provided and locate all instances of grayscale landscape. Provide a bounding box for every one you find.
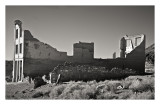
[5,6,154,99]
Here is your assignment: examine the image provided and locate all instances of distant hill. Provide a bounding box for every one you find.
[145,44,154,64]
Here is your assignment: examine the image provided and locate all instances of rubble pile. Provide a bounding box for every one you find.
[50,62,137,82]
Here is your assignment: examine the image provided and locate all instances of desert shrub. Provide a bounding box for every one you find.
[120,79,132,89]
[122,81,132,89]
[102,85,110,92]
[70,90,84,99]
[96,80,109,86]
[117,90,134,99]
[81,85,97,99]
[32,85,53,98]
[106,81,123,93]
[87,80,97,86]
[130,91,154,99]
[96,84,105,91]
[107,80,122,85]
[96,84,111,95]
[49,84,66,99]
[59,82,84,99]
[48,75,154,99]
[37,89,51,97]
[97,92,118,99]
[32,91,43,98]
[76,81,87,85]
[129,78,154,93]
[49,81,99,99]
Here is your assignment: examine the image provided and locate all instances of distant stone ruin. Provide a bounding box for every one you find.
[12,20,146,82]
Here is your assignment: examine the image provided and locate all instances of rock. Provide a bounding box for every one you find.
[33,76,46,89]
[117,85,123,90]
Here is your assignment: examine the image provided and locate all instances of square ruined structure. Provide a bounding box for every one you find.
[73,41,94,63]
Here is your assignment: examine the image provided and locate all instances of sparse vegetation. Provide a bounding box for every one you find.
[145,44,154,64]
[6,74,154,99]
[48,75,154,99]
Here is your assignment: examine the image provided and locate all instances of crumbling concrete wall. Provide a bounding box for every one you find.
[23,58,65,78]
[22,30,68,78]
[24,41,67,60]
[23,30,68,61]
[93,58,144,74]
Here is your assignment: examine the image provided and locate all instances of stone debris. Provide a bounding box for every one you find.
[50,62,137,83]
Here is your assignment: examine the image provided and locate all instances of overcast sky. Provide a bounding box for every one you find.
[6,6,154,60]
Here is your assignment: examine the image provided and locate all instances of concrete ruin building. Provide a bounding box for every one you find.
[119,34,146,73]
[73,42,94,63]
[12,20,146,82]
[12,20,68,82]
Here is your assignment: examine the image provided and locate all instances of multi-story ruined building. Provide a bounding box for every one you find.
[12,20,146,82]
[12,20,24,82]
[12,20,67,82]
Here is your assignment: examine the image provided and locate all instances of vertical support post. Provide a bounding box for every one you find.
[12,20,23,82]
